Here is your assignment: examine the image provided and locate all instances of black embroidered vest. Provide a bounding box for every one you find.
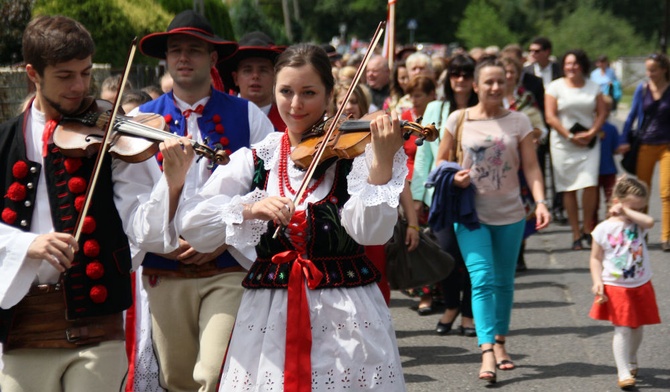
[242,153,380,289]
[0,113,132,321]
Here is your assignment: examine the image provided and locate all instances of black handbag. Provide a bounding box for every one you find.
[569,123,597,149]
[621,130,641,174]
[385,219,455,290]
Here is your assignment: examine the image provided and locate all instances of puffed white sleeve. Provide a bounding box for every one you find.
[0,224,40,309]
[112,157,167,270]
[176,147,269,253]
[341,144,408,245]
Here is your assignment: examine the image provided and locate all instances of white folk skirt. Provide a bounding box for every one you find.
[218,284,406,392]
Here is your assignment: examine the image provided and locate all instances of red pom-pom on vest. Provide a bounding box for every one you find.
[74,195,86,212]
[64,158,83,174]
[89,285,108,303]
[12,161,29,179]
[6,182,27,201]
[81,216,96,234]
[83,239,100,258]
[1,208,17,224]
[219,136,229,146]
[212,114,221,123]
[156,152,164,163]
[215,124,225,134]
[86,261,105,280]
[68,177,87,194]
[164,114,172,124]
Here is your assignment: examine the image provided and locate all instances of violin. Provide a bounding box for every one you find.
[53,98,230,165]
[289,111,438,170]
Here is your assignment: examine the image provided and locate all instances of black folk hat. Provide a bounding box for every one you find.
[218,31,284,91]
[230,31,283,65]
[139,10,238,62]
[320,44,342,62]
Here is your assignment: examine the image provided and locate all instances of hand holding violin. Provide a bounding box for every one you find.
[160,136,195,191]
[243,197,295,227]
[368,112,404,185]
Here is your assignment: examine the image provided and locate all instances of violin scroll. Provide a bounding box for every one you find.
[400,116,438,146]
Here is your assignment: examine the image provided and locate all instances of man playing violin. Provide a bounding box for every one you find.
[0,15,159,391]
[128,10,274,392]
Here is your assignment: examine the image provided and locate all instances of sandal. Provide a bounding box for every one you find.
[479,348,497,384]
[495,339,516,370]
[571,239,583,250]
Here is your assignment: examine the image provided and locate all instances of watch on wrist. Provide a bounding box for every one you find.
[536,199,548,205]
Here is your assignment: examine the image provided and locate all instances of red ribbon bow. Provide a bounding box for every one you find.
[271,250,324,392]
[182,104,204,119]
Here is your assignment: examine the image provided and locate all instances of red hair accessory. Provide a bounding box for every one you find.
[83,239,100,258]
[86,261,105,280]
[89,285,108,303]
[6,182,27,201]
[68,177,87,194]
[64,158,83,174]
[12,161,29,179]
[1,208,17,224]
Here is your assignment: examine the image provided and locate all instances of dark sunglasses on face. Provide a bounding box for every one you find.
[449,71,473,79]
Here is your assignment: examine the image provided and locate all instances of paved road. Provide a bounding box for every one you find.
[390,106,670,391]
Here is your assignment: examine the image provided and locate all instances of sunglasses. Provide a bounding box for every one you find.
[449,71,473,79]
[528,49,544,54]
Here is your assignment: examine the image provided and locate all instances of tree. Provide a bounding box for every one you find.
[0,0,33,65]
[156,0,234,42]
[456,0,518,49]
[540,3,654,60]
[229,0,287,43]
[34,0,173,66]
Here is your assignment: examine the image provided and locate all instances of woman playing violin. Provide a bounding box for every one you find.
[166,43,408,391]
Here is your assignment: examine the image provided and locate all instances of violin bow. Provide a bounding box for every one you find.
[273,22,386,238]
[71,38,138,242]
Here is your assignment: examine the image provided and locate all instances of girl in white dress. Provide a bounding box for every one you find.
[166,43,408,392]
[588,177,660,390]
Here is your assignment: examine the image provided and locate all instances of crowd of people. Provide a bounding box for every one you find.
[0,8,668,392]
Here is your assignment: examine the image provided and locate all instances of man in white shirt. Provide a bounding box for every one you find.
[524,36,562,88]
[523,36,566,225]
[131,10,274,392]
[0,15,158,391]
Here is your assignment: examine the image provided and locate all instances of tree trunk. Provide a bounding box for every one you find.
[282,0,293,42]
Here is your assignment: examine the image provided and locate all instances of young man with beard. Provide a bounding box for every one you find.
[0,15,157,391]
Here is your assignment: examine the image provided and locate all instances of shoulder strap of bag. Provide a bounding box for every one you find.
[449,109,467,164]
